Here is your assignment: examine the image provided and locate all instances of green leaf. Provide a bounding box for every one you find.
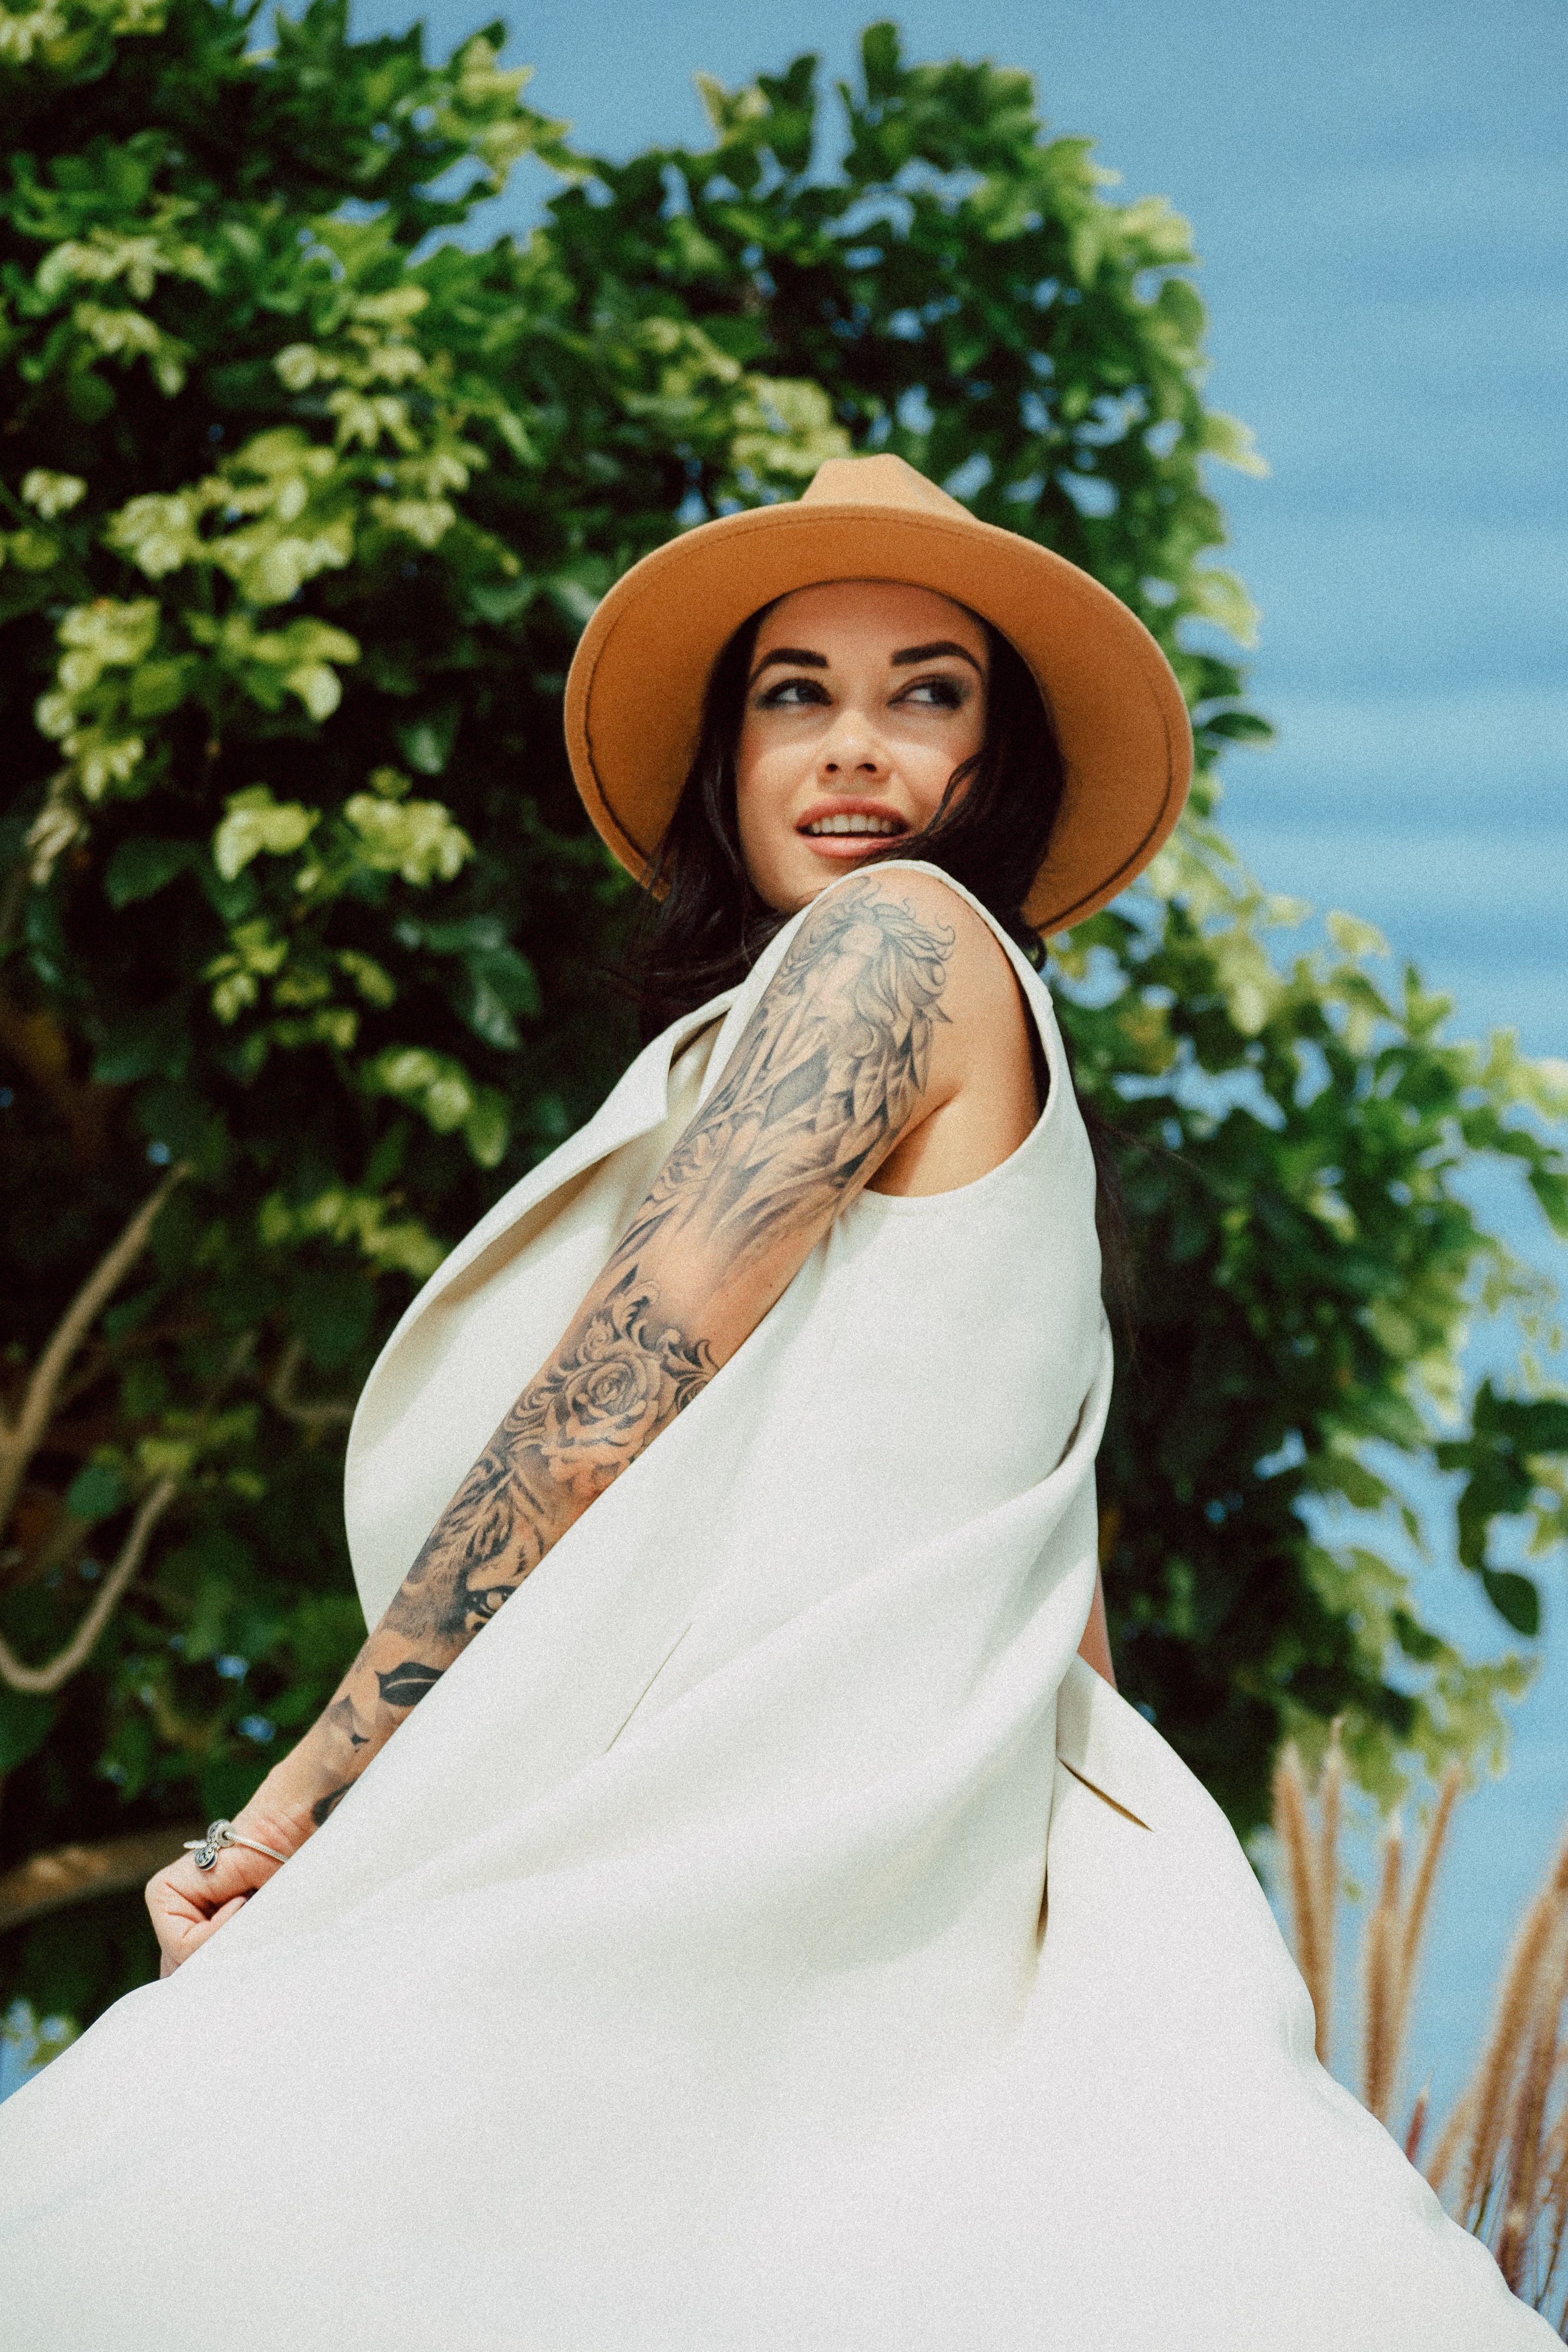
[200,1751,272,1822]
[127,659,192,721]
[861,19,903,98]
[1300,1450,1389,1511]
[65,1462,128,1524]
[1479,1568,1540,1639]
[460,943,539,1048]
[397,707,459,776]
[184,1572,236,1665]
[462,1088,509,1168]
[1201,410,1269,477]
[1480,1391,1568,1456]
[467,577,534,623]
[1392,1609,1445,1665]
[65,369,115,423]
[0,1688,56,1776]
[1527,1165,1568,1237]
[91,1000,190,1085]
[1202,710,1275,746]
[1326,910,1390,962]
[287,1259,377,1371]
[463,977,520,1051]
[213,789,319,881]
[363,1118,410,1191]
[104,837,197,908]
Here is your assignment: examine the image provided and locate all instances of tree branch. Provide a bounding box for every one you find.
[0,1475,179,1694]
[0,1325,252,1698]
[0,1823,202,1935]
[0,1162,188,1535]
[269,1336,356,1429]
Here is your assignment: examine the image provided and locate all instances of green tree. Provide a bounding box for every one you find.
[0,4,1563,2032]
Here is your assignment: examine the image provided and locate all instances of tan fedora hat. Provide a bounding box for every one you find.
[564,453,1192,934]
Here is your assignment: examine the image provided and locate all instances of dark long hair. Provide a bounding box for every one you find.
[623,599,1132,1325]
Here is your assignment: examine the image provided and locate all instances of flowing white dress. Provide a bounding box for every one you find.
[0,864,1548,2348]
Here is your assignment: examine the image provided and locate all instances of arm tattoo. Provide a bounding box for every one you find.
[327,876,955,1775]
[383,1270,717,1647]
[610,876,954,1278]
[374,1659,446,1708]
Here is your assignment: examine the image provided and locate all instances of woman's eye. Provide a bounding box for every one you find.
[900,676,967,709]
[758,676,830,708]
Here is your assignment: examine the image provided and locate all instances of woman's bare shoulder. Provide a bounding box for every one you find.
[862,866,1034,1043]
[779,866,1031,1051]
[772,868,1039,1198]
[790,864,1018,976]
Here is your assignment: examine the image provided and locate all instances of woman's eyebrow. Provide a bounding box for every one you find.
[748,646,828,684]
[748,639,983,686]
[891,640,984,674]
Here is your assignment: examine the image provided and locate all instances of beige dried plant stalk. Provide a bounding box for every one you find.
[1425,2087,1474,2204]
[1397,1766,1462,2030]
[1271,1740,1568,2324]
[1272,1743,1329,2066]
[1362,1812,1403,2122]
[1456,1824,1568,2233]
[1368,1770,1462,2140]
[1315,1724,1345,2070]
[1496,1922,1568,2296]
[1403,2077,1430,2167]
[1495,1927,1562,2290]
[1539,2108,1568,2314]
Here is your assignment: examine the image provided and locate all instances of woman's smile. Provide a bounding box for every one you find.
[734,579,989,911]
[795,794,911,858]
[800,809,907,837]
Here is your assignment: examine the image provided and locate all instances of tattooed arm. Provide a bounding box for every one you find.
[149,872,1034,1967]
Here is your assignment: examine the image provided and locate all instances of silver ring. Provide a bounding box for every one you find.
[183,1819,290,1871]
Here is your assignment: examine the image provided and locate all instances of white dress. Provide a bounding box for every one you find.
[0,864,1547,2348]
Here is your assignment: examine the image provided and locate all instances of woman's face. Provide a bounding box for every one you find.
[734,580,989,913]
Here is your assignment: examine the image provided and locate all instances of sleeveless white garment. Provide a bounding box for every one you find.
[0,863,1548,2348]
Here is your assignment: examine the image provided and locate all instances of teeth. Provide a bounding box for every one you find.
[804,814,902,836]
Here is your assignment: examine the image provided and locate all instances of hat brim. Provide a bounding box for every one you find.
[564,500,1192,934]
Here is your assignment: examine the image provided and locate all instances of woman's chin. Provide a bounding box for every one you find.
[747,833,912,913]
[792,831,913,887]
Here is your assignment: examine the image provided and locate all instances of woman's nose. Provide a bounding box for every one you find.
[818,709,887,779]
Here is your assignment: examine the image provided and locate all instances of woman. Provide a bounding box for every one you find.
[0,457,1547,2347]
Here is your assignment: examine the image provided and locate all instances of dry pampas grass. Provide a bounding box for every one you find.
[1273,1745,1568,2333]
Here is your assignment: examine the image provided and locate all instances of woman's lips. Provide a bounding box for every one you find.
[794,804,910,864]
[799,833,898,860]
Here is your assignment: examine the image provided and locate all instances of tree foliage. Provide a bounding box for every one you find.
[0,3,1563,2030]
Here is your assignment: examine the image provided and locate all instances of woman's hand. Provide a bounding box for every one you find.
[146,1806,306,1976]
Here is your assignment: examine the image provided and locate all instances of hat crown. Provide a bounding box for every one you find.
[800,453,971,519]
